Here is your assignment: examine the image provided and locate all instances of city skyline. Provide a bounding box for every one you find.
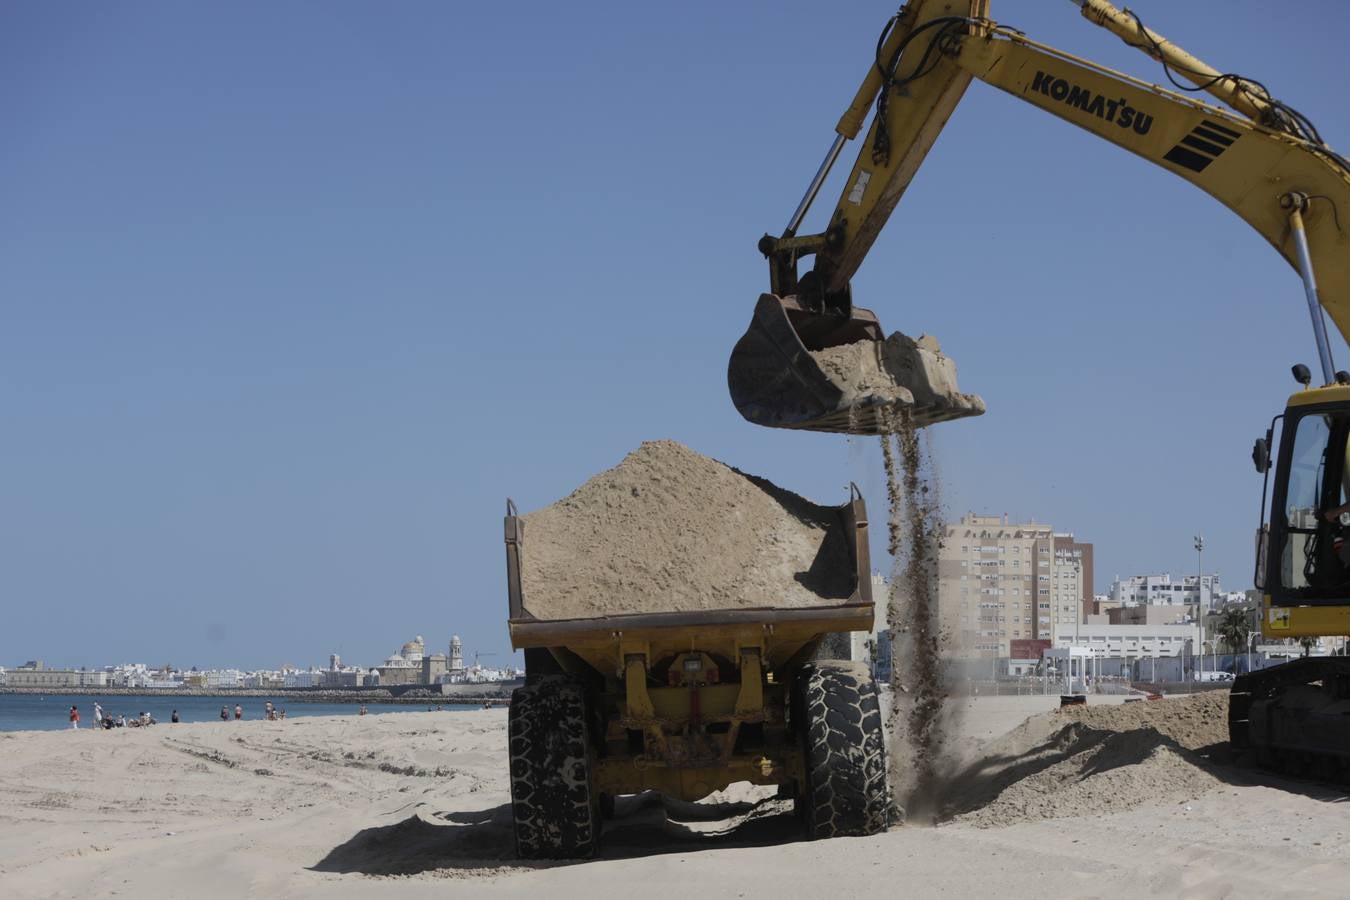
[2,635,521,691]
[1,631,510,678]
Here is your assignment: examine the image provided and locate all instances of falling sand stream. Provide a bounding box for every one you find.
[877,407,953,824]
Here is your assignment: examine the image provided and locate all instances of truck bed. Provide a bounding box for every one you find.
[504,486,874,662]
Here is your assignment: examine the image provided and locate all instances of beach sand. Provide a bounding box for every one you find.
[2,695,1347,899]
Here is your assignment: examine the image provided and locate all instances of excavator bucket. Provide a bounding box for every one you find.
[728,294,985,434]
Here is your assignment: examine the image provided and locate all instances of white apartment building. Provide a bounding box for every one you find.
[1050,623,1198,658]
[107,663,155,688]
[282,669,324,688]
[939,514,1094,657]
[1109,573,1221,607]
[5,666,107,688]
[144,674,183,689]
[241,671,286,689]
[203,669,244,689]
[849,572,890,664]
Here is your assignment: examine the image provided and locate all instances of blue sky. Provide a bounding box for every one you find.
[4,1,1347,670]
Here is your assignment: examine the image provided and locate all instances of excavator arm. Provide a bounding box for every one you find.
[730,0,1350,433]
[727,0,1350,771]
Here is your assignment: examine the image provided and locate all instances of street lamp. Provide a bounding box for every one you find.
[1194,534,1205,683]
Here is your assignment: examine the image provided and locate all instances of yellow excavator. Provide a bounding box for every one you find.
[728,0,1350,773]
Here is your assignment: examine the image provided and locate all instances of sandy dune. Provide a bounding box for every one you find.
[2,697,1347,899]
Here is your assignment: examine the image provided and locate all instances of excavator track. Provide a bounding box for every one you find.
[1229,656,1350,783]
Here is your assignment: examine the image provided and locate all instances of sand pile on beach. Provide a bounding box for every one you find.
[943,692,1229,828]
[518,440,853,619]
[1056,688,1229,749]
[3,693,1348,899]
[0,710,517,897]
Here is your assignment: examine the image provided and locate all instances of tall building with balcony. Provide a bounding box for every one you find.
[939,513,1095,657]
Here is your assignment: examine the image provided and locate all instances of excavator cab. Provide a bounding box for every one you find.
[1236,382,1350,773]
[1259,390,1350,603]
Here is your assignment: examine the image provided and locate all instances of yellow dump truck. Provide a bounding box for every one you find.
[502,486,888,858]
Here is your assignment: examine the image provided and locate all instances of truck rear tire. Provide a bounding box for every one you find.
[508,676,599,859]
[796,661,889,839]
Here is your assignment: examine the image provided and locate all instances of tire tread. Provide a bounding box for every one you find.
[507,676,598,859]
[797,661,889,839]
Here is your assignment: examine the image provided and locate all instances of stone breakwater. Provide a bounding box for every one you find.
[0,684,519,703]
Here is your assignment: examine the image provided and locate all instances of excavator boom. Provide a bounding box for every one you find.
[959,28,1350,337]
[729,0,1350,777]
[730,0,1350,435]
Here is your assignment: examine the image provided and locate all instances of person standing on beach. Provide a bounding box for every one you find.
[234,704,242,720]
[93,701,103,723]
[69,706,80,729]
[220,706,229,721]
[171,709,180,723]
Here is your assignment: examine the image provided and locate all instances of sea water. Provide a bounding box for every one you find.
[0,693,481,732]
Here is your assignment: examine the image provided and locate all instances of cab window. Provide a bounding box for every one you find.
[1278,411,1350,595]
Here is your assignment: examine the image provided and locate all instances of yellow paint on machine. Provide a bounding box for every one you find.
[1262,599,1350,637]
[1284,384,1350,408]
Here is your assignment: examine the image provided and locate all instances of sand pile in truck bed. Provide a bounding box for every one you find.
[517,440,854,620]
[942,692,1229,828]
